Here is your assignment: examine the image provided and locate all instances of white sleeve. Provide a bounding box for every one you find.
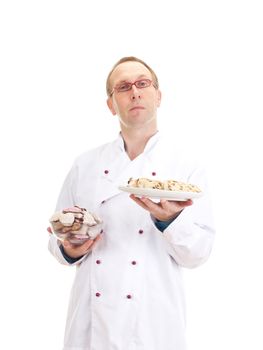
[162,166,215,268]
[48,234,88,266]
[48,163,89,266]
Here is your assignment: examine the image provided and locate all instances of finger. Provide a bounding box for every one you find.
[74,238,95,250]
[93,234,102,243]
[130,194,156,207]
[159,199,170,210]
[140,197,161,211]
[131,195,169,217]
[160,199,193,209]
[139,197,169,219]
[177,199,193,208]
[130,194,151,210]
[80,233,102,251]
[47,226,52,234]
[62,240,71,248]
[159,199,179,211]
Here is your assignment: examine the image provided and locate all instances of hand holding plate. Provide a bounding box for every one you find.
[130,194,193,221]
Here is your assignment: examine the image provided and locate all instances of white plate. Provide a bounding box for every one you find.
[118,186,203,201]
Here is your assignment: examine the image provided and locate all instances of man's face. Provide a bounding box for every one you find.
[107,61,161,130]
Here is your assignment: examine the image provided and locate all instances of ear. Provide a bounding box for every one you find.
[107,97,117,116]
[156,90,162,107]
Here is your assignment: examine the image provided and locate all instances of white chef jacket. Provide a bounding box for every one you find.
[49,132,215,350]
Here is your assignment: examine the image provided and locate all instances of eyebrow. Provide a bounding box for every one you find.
[115,74,150,84]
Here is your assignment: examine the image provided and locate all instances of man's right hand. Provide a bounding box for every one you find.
[61,234,101,259]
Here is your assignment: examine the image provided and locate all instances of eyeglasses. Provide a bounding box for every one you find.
[110,79,155,96]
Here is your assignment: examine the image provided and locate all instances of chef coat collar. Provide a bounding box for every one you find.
[115,131,160,154]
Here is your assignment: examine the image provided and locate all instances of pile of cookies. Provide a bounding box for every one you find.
[49,205,102,241]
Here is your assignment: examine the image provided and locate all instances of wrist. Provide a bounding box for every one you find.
[59,244,83,263]
[154,210,182,222]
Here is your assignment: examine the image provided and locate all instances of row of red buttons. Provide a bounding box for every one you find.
[95,292,132,299]
[104,170,157,176]
[94,225,143,298]
[95,254,139,300]
[95,260,137,265]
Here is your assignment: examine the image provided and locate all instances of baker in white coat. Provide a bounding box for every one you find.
[48,56,215,350]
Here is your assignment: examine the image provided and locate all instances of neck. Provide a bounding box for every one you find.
[120,127,158,160]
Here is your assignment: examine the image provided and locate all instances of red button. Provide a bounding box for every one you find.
[152,172,156,176]
[96,260,101,264]
[138,229,143,234]
[104,170,109,174]
[95,292,101,297]
[126,294,132,299]
[131,261,137,265]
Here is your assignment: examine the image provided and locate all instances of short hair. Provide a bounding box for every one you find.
[106,56,159,97]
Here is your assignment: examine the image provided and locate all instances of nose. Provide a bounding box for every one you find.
[131,85,141,100]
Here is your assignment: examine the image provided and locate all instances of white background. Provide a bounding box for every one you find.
[0,1,262,349]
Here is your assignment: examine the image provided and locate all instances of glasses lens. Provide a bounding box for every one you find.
[113,79,152,94]
[134,79,151,88]
[115,82,132,92]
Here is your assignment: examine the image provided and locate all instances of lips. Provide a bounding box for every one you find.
[129,106,145,111]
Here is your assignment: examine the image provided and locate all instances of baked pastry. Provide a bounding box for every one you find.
[127,177,201,193]
[128,177,163,189]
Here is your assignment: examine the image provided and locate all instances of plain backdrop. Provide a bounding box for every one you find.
[0,1,262,349]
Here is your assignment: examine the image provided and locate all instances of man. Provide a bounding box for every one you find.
[48,56,215,350]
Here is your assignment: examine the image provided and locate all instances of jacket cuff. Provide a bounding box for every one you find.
[59,244,84,264]
[153,216,176,232]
